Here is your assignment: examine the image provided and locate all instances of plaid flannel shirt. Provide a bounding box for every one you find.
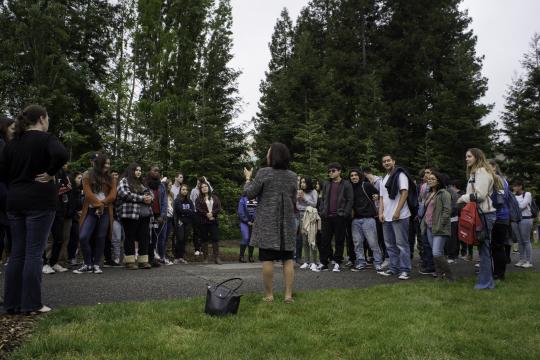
[116,177,153,219]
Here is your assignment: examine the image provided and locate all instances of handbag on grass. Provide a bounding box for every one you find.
[205,278,243,316]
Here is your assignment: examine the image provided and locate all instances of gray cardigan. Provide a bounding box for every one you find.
[244,167,298,251]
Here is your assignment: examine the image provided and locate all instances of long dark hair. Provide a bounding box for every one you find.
[125,163,144,193]
[301,176,314,193]
[199,181,212,198]
[268,142,290,170]
[0,116,14,141]
[429,170,447,192]
[87,153,112,193]
[15,105,47,138]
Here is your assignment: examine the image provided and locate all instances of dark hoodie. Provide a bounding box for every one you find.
[385,166,419,217]
[350,169,378,218]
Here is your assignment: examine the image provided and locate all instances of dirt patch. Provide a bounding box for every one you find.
[0,314,37,359]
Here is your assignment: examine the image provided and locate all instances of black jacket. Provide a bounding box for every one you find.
[385,166,419,216]
[352,181,378,218]
[319,179,353,218]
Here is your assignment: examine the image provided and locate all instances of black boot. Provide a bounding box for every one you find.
[239,245,247,262]
[248,246,255,262]
[213,243,222,265]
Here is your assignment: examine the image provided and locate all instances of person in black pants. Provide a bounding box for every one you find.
[318,163,353,272]
[1,104,69,314]
[173,184,194,264]
[0,116,15,265]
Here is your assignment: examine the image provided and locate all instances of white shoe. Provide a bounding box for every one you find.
[42,265,55,274]
[474,263,480,268]
[381,259,390,269]
[521,261,533,268]
[52,264,68,273]
[514,260,525,268]
[93,265,103,274]
[194,251,201,256]
[332,263,341,272]
[311,263,321,272]
[447,259,456,264]
[300,262,309,269]
[398,272,410,280]
[162,258,173,266]
[309,263,317,271]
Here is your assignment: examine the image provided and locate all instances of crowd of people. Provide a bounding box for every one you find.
[0,105,538,313]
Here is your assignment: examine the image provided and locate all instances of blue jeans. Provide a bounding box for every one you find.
[79,208,110,266]
[240,222,251,246]
[382,218,411,273]
[426,227,448,257]
[511,219,533,263]
[4,210,55,312]
[476,212,496,289]
[351,218,382,267]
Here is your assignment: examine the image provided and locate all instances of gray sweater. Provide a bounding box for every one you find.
[244,167,298,251]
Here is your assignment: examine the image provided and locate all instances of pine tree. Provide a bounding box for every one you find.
[501,33,540,192]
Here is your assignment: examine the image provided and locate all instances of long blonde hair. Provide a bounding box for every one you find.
[466,148,501,188]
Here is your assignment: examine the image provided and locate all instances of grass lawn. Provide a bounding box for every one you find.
[11,272,540,360]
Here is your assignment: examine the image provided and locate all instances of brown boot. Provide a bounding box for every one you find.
[213,243,222,265]
[434,256,455,282]
[124,255,138,270]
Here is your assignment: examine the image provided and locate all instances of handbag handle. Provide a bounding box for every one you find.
[214,277,244,292]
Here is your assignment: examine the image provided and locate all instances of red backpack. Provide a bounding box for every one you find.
[458,202,484,246]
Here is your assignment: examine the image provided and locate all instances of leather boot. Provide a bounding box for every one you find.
[434,256,455,282]
[213,243,222,265]
[202,243,209,264]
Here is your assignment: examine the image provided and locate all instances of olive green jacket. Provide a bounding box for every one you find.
[420,189,452,236]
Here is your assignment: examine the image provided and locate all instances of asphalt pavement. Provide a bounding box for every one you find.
[2,249,538,309]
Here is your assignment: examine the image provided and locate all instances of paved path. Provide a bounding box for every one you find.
[1,250,538,309]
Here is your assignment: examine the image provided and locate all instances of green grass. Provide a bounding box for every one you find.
[11,272,540,360]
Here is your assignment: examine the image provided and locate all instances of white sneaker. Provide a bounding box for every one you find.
[52,264,68,273]
[93,265,103,274]
[309,263,317,271]
[162,258,173,266]
[42,265,55,274]
[311,263,321,272]
[398,272,410,280]
[514,260,525,268]
[381,259,390,269]
[300,262,309,270]
[194,251,201,256]
[447,259,456,264]
[474,263,480,268]
[521,261,533,268]
[332,263,341,272]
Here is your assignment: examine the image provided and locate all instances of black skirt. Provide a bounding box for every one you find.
[259,248,294,262]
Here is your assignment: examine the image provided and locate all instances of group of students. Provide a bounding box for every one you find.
[0,105,538,314]
[286,150,537,289]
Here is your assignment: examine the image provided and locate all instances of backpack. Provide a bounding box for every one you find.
[458,202,484,246]
[530,195,539,218]
[507,191,522,223]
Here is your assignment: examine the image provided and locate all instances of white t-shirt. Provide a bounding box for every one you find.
[380,173,411,221]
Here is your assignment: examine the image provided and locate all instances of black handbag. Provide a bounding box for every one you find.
[205,278,243,316]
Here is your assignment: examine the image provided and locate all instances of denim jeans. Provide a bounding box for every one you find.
[426,227,448,257]
[351,218,382,267]
[294,215,302,261]
[240,222,251,246]
[420,231,435,271]
[111,219,124,261]
[476,212,496,289]
[79,208,110,266]
[511,219,533,263]
[4,210,55,312]
[382,218,411,273]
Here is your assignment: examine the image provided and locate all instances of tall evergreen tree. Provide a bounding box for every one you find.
[501,33,540,193]
[0,0,116,159]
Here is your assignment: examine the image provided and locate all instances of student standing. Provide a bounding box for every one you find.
[238,194,257,263]
[74,154,117,274]
[457,148,497,289]
[512,180,534,268]
[195,182,222,264]
[1,105,68,314]
[173,184,194,264]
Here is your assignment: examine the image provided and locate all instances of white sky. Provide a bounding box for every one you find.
[229,0,540,131]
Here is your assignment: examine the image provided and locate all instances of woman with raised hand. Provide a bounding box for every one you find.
[457,148,498,289]
[1,105,68,314]
[116,164,154,269]
[420,171,454,280]
[195,182,222,264]
[243,142,298,303]
[73,154,117,274]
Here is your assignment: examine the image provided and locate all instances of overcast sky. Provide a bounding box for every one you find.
[229,0,540,131]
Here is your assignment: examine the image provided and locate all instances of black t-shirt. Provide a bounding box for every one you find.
[352,181,378,218]
[0,130,68,211]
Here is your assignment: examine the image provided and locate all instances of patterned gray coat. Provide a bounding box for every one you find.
[244,167,298,251]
